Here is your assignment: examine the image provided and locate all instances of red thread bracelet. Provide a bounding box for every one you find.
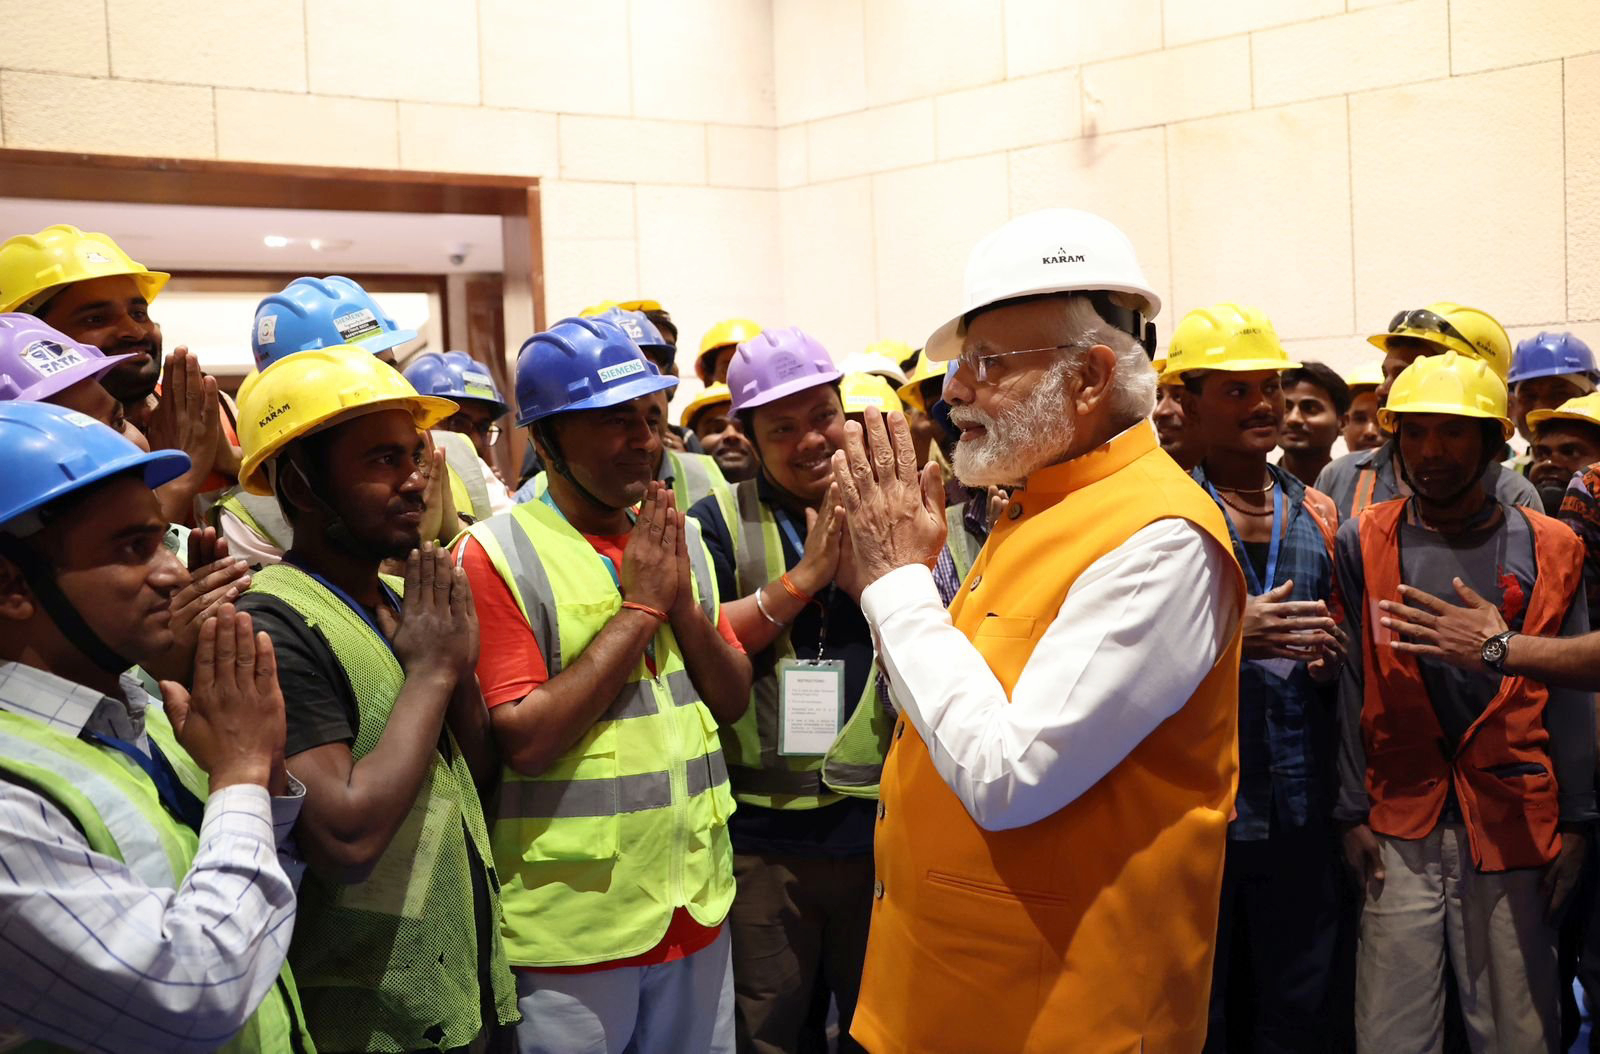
[779,573,813,604]
[621,601,669,622]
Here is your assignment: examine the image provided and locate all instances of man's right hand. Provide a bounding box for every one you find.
[160,604,287,795]
[621,482,679,614]
[1241,580,1338,661]
[377,542,478,682]
[1341,822,1387,896]
[788,480,844,598]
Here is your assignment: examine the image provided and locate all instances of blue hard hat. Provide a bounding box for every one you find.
[1508,332,1599,387]
[404,350,509,419]
[0,401,189,534]
[591,307,670,351]
[515,317,678,427]
[251,275,418,371]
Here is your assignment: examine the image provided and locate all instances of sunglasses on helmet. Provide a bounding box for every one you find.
[1388,308,1470,350]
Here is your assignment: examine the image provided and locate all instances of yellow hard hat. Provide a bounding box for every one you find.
[697,318,763,381]
[680,382,733,429]
[1377,351,1513,439]
[1528,391,1600,433]
[236,345,457,496]
[577,300,621,318]
[1345,362,1385,391]
[0,224,170,314]
[579,298,664,318]
[1161,303,1302,380]
[840,373,903,416]
[895,349,943,412]
[1368,302,1511,381]
[864,339,915,366]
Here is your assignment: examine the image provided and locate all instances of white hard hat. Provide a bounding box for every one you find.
[837,351,908,386]
[925,208,1161,361]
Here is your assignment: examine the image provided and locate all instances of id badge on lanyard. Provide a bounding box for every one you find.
[778,657,846,756]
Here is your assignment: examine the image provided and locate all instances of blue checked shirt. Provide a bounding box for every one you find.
[0,663,305,1053]
[1193,464,1341,840]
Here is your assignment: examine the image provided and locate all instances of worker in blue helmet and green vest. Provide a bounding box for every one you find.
[453,316,751,1054]
[0,400,315,1053]
[232,347,518,1054]
[218,276,510,565]
[514,307,731,521]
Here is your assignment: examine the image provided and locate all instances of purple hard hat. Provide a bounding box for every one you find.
[726,327,842,413]
[0,313,138,403]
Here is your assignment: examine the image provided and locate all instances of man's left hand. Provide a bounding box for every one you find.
[1378,577,1507,671]
[1544,829,1588,922]
[832,407,947,588]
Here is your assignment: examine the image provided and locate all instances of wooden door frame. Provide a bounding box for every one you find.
[0,147,544,357]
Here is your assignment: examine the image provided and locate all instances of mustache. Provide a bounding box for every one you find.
[948,407,993,429]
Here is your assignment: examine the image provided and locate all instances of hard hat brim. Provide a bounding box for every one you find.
[356,326,419,354]
[925,283,1162,363]
[730,368,843,414]
[1528,407,1600,431]
[517,373,679,427]
[1377,403,1514,440]
[1367,329,1473,361]
[3,446,190,531]
[240,393,458,495]
[12,350,141,403]
[1161,357,1304,382]
[680,392,732,429]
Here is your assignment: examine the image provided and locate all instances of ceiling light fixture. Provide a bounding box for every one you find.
[262,235,290,248]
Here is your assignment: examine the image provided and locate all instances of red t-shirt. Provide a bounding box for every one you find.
[456,531,742,972]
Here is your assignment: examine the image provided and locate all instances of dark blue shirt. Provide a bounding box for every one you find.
[1193,463,1340,840]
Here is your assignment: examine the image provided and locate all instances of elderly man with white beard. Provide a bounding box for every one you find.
[831,209,1246,1054]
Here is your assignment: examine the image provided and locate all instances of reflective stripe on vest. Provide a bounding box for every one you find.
[434,429,494,521]
[214,486,294,554]
[726,478,890,806]
[463,499,735,966]
[244,564,516,1051]
[668,450,738,532]
[0,702,312,1054]
[1351,466,1379,516]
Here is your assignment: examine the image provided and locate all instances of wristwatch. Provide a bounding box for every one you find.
[1481,630,1517,674]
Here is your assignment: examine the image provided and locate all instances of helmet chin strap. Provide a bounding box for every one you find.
[0,534,133,676]
[1394,439,1496,513]
[536,422,629,513]
[282,459,364,557]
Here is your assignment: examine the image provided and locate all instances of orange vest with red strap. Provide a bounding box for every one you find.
[1358,498,1583,872]
[852,426,1245,1054]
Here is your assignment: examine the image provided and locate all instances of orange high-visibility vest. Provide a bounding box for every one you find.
[852,425,1245,1054]
[1357,498,1583,871]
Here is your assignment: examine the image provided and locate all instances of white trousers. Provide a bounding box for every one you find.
[1356,824,1559,1054]
[514,926,735,1054]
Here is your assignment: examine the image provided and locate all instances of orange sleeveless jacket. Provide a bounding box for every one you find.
[1358,498,1584,872]
[851,426,1246,1054]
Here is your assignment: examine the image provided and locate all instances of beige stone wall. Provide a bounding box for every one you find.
[0,0,782,372]
[4,0,1598,379]
[775,0,1600,376]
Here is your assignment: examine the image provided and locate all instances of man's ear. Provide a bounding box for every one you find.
[275,456,319,517]
[0,554,37,623]
[1075,343,1119,416]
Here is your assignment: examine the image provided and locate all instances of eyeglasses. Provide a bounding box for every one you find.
[1389,308,1470,350]
[955,343,1076,383]
[448,414,501,444]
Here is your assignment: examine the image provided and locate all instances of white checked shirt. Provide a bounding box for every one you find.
[0,662,306,1054]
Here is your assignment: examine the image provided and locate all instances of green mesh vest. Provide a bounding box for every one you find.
[0,697,315,1054]
[247,564,517,1053]
[722,478,893,808]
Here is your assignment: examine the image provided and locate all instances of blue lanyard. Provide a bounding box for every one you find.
[283,555,401,654]
[85,731,207,831]
[1207,479,1286,596]
[773,508,805,559]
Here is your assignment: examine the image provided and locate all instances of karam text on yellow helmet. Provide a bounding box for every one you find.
[1377,351,1514,440]
[1160,303,1301,381]
[839,373,903,416]
[236,345,456,496]
[679,383,734,430]
[1368,302,1512,381]
[0,224,169,315]
[1528,391,1600,433]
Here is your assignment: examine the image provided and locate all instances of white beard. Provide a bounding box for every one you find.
[949,370,1077,487]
